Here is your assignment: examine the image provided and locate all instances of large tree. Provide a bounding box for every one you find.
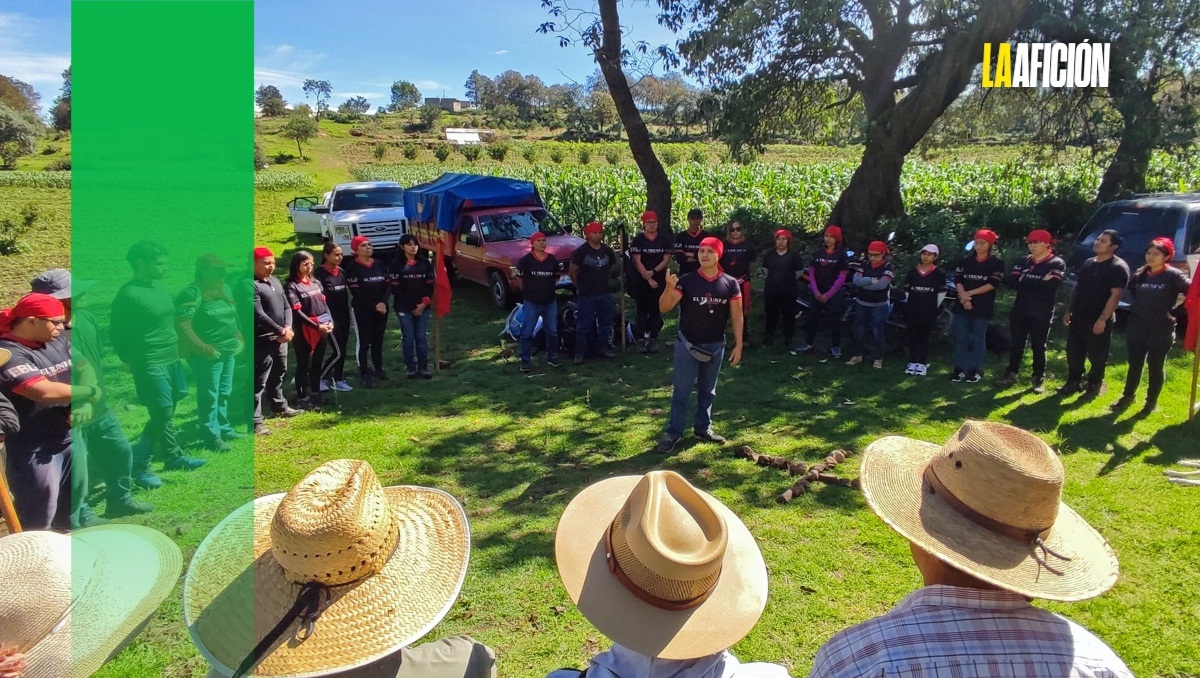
[51,67,71,132]
[255,84,287,117]
[302,79,332,120]
[540,1,674,229]
[0,75,39,117]
[665,0,1029,245]
[0,102,44,168]
[280,112,318,159]
[389,80,422,112]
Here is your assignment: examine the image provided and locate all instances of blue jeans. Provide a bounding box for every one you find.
[666,335,726,439]
[852,303,890,361]
[395,311,430,372]
[953,314,990,373]
[189,354,236,443]
[574,294,613,357]
[520,300,558,362]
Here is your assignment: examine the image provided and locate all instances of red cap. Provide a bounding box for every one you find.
[1150,237,1175,260]
[867,240,888,254]
[350,236,371,253]
[641,211,658,223]
[584,221,604,235]
[0,293,66,333]
[253,246,274,260]
[530,231,547,242]
[1027,229,1052,244]
[974,229,998,245]
[699,236,724,260]
[824,225,843,242]
[774,229,793,240]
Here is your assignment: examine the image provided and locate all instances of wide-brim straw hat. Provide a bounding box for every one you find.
[860,420,1119,602]
[0,525,182,678]
[555,470,767,660]
[184,459,470,677]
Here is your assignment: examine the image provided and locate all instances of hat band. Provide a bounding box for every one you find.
[603,522,719,611]
[924,463,1052,543]
[233,581,327,678]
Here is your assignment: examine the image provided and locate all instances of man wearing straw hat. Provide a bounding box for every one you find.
[809,420,1132,677]
[548,469,789,678]
[0,524,182,676]
[184,458,496,678]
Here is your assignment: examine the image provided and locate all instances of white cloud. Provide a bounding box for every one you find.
[494,49,509,55]
[253,67,308,89]
[254,44,330,90]
[0,50,69,85]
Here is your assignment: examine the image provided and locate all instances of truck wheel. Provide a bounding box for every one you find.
[489,270,514,309]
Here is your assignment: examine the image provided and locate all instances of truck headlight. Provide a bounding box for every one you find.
[333,225,352,240]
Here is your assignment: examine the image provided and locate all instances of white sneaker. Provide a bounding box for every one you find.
[334,380,354,392]
[319,380,330,392]
[917,364,928,376]
[904,363,917,375]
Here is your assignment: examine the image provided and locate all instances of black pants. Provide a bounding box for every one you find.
[79,410,134,506]
[254,339,288,424]
[1007,305,1053,379]
[323,313,351,381]
[804,291,844,348]
[763,288,796,342]
[354,307,388,375]
[1123,325,1173,404]
[293,329,328,399]
[1065,317,1113,386]
[632,281,664,341]
[907,319,935,365]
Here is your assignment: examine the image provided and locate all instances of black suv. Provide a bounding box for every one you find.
[1070,193,1200,273]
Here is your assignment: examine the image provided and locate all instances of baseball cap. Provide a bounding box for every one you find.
[919,244,940,256]
[31,268,94,300]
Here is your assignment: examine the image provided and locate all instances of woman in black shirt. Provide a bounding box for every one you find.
[950,229,1006,383]
[315,243,352,392]
[903,244,948,376]
[285,251,333,407]
[343,235,390,388]
[388,234,435,379]
[629,210,671,353]
[761,229,805,348]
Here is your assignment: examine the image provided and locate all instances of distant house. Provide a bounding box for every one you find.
[425,97,478,113]
[444,128,495,146]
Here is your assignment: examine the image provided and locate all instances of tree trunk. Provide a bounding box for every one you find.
[829,0,1028,247]
[296,139,303,159]
[596,0,673,231]
[1097,66,1160,203]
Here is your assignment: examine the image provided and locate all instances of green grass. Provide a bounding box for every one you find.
[0,187,71,300]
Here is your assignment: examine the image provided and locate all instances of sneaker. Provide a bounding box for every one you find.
[78,506,111,528]
[598,348,617,359]
[163,455,207,471]
[829,346,842,359]
[105,498,155,518]
[1057,379,1082,394]
[1030,378,1046,394]
[406,369,418,379]
[917,364,929,376]
[275,406,303,418]
[334,380,354,392]
[133,470,163,490]
[693,430,727,445]
[573,355,585,365]
[846,355,863,366]
[790,343,814,356]
[319,380,331,392]
[656,436,681,453]
[1083,381,1108,397]
[546,356,563,368]
[904,363,917,375]
[950,370,965,383]
[872,359,883,370]
[520,360,532,373]
[1110,395,1135,412]
[419,370,433,379]
[966,371,982,384]
[996,372,1018,388]
[254,423,272,436]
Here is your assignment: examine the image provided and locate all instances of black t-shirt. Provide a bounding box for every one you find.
[1129,266,1190,332]
[285,278,332,326]
[572,243,616,298]
[516,252,561,305]
[761,249,805,294]
[1069,256,1131,323]
[0,334,72,456]
[631,233,671,273]
[854,261,895,305]
[905,266,948,324]
[388,257,435,314]
[720,239,757,280]
[674,229,709,276]
[809,247,849,293]
[344,257,391,310]
[110,278,179,367]
[952,254,1006,319]
[1008,254,1066,313]
[315,265,350,321]
[676,271,742,345]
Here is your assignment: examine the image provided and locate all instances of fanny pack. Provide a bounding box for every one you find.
[678,333,715,363]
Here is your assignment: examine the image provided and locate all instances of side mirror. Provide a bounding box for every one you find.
[463,233,480,247]
[562,223,573,234]
[311,205,330,214]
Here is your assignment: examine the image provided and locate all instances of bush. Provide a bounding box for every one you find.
[433,142,452,162]
[402,143,420,161]
[604,147,621,165]
[42,144,60,155]
[44,159,71,171]
[521,145,538,163]
[549,147,565,164]
[459,144,483,162]
[273,151,296,165]
[660,147,681,165]
[372,142,387,160]
[486,142,509,161]
[690,147,706,164]
[577,147,591,165]
[0,204,39,255]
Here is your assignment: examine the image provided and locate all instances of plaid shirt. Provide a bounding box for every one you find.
[809,585,1132,678]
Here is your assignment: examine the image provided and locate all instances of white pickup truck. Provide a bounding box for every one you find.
[287,181,409,255]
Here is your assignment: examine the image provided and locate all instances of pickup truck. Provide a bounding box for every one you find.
[287,181,409,255]
[403,173,584,308]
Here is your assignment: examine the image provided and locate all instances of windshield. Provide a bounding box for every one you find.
[331,186,405,211]
[478,210,565,242]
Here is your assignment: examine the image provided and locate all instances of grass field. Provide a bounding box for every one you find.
[2,171,1198,677]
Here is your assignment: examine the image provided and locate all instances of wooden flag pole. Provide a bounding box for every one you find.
[0,463,22,534]
[1190,347,1199,421]
[619,222,627,352]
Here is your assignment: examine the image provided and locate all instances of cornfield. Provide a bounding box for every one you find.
[0,172,72,189]
[254,172,317,191]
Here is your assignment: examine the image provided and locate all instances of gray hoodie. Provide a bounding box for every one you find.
[546,643,790,678]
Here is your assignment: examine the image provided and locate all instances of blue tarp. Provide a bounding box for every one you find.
[403,173,544,233]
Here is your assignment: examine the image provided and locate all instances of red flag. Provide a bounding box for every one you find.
[434,237,452,318]
[1185,271,1200,352]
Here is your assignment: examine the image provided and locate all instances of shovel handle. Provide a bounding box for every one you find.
[0,455,21,534]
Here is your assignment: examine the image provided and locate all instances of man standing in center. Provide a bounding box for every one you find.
[998,228,1065,393]
[674,208,709,277]
[571,221,617,365]
[657,237,743,453]
[1060,229,1130,396]
[515,231,563,372]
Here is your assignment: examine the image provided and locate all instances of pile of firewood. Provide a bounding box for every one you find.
[732,446,861,504]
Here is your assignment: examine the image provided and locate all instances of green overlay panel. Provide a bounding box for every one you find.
[73,2,253,675]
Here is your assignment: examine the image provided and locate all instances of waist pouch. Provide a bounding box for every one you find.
[678,333,715,363]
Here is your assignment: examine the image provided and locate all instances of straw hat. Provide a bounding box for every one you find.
[184,459,470,677]
[859,420,1120,602]
[555,470,767,660]
[0,525,182,678]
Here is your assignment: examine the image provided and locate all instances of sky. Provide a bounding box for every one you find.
[3,1,683,117]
